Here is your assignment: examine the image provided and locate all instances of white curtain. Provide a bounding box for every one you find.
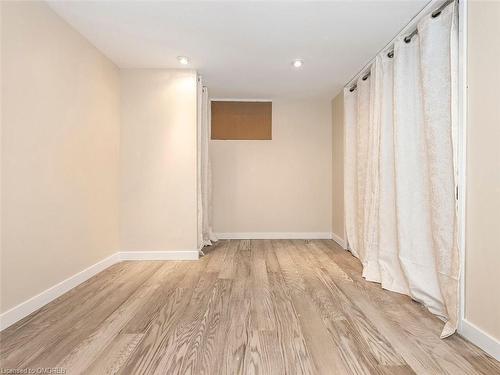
[344,90,359,259]
[375,54,409,296]
[343,3,459,337]
[197,78,217,248]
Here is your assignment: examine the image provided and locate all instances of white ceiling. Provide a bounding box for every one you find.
[48,1,428,99]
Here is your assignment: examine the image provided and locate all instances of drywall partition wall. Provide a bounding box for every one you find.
[120,70,199,254]
[465,0,500,350]
[1,1,120,313]
[331,93,345,246]
[211,97,332,238]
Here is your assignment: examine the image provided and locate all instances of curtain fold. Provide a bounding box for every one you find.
[394,31,448,323]
[344,88,359,258]
[416,3,459,337]
[343,3,459,337]
[356,76,370,267]
[197,78,217,248]
[201,87,218,246]
[374,54,409,295]
[362,64,381,282]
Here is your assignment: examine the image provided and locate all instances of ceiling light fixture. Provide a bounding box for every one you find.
[177,56,189,65]
[292,59,303,68]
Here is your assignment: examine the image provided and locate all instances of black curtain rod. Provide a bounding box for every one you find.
[349,0,455,93]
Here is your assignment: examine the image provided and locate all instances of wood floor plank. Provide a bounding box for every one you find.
[0,262,130,354]
[118,258,210,374]
[314,241,457,374]
[254,330,286,375]
[268,241,318,375]
[28,261,163,369]
[287,240,391,374]
[1,239,498,375]
[195,273,234,375]
[118,287,191,375]
[218,240,239,279]
[184,279,232,375]
[205,240,228,274]
[220,241,252,375]
[55,262,180,373]
[266,271,316,375]
[316,239,500,375]
[0,262,128,343]
[120,262,189,334]
[263,239,281,273]
[84,333,144,375]
[290,289,351,374]
[250,240,275,331]
[295,240,406,368]
[1,261,163,369]
[378,365,416,375]
[463,354,500,375]
[272,239,307,293]
[149,272,222,374]
[281,240,367,374]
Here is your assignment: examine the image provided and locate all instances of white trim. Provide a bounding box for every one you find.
[215,232,332,240]
[210,98,272,102]
[457,0,468,335]
[331,232,347,249]
[459,319,500,361]
[118,250,199,261]
[457,4,499,362]
[0,249,199,331]
[0,252,121,331]
[196,75,203,250]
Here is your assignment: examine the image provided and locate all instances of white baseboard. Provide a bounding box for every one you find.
[0,249,199,331]
[331,232,347,249]
[0,252,121,331]
[215,232,333,240]
[119,250,199,261]
[459,319,500,361]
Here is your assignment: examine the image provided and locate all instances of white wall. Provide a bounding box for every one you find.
[1,1,120,313]
[120,70,199,252]
[464,0,500,346]
[210,98,332,237]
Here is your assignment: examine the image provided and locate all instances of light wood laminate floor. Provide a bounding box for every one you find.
[1,240,499,374]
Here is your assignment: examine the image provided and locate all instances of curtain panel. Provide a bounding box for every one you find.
[343,3,459,337]
[197,79,218,248]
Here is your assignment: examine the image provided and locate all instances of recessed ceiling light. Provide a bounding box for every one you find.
[177,56,189,65]
[292,59,303,68]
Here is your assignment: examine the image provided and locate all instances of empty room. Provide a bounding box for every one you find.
[1,0,499,374]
